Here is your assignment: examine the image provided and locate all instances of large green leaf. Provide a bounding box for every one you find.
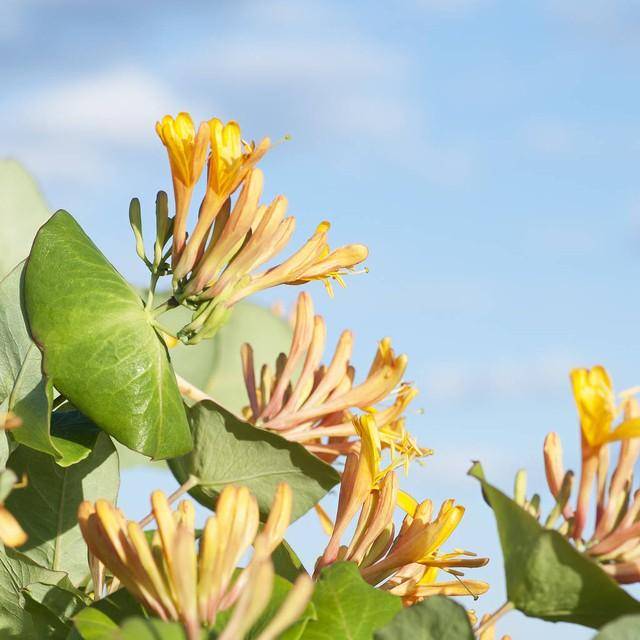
[0,160,50,281]
[301,562,402,640]
[110,618,188,639]
[0,262,95,465]
[470,462,640,628]
[6,430,119,585]
[272,539,306,582]
[24,211,191,459]
[166,301,293,415]
[0,547,82,638]
[168,400,339,522]
[374,596,474,639]
[595,615,640,639]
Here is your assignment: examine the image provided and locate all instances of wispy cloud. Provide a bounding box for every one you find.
[1,66,204,183]
[420,350,576,403]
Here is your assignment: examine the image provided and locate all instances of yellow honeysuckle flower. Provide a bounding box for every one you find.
[156,113,209,188]
[172,118,271,282]
[156,112,209,263]
[78,483,312,640]
[207,118,270,196]
[314,434,488,603]
[570,365,640,449]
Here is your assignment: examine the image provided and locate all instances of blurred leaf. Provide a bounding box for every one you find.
[301,562,402,640]
[168,400,339,522]
[70,589,146,640]
[25,211,191,459]
[0,547,80,638]
[110,618,188,639]
[595,614,640,639]
[212,573,316,640]
[0,160,50,281]
[272,539,306,582]
[470,462,640,628]
[0,262,94,465]
[374,596,474,639]
[6,430,119,585]
[165,301,293,415]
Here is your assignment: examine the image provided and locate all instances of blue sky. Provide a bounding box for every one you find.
[4,1,640,637]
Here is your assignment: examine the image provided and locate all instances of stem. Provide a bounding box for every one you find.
[137,475,200,528]
[145,272,160,312]
[475,601,514,638]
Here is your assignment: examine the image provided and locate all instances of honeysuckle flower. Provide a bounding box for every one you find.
[570,366,640,539]
[0,411,21,430]
[173,118,271,282]
[156,113,209,263]
[240,292,426,463]
[78,483,313,640]
[531,370,640,583]
[314,415,488,603]
[173,170,368,343]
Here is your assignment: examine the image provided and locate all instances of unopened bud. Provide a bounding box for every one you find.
[514,469,527,506]
[543,432,565,498]
[154,190,171,268]
[128,198,147,264]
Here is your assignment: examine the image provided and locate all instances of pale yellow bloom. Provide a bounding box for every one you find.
[78,483,311,640]
[0,505,27,548]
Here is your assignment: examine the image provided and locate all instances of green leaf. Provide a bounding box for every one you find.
[6,430,119,585]
[0,547,80,638]
[595,615,640,639]
[24,211,191,459]
[374,596,474,640]
[111,618,188,639]
[71,589,146,640]
[0,160,50,281]
[165,301,293,415]
[168,400,339,522]
[0,262,93,465]
[469,462,640,628]
[301,562,402,640]
[272,539,306,582]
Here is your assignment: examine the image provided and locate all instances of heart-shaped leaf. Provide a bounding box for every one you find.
[168,400,339,522]
[595,614,640,639]
[470,462,640,629]
[24,211,191,459]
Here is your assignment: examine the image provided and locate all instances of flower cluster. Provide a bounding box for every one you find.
[536,366,640,582]
[78,483,313,640]
[240,292,427,465]
[155,113,368,343]
[314,415,489,605]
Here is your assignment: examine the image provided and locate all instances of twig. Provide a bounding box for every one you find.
[138,475,200,528]
[475,601,514,637]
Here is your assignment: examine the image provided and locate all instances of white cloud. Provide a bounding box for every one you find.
[15,67,191,145]
[421,351,576,402]
[1,66,204,183]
